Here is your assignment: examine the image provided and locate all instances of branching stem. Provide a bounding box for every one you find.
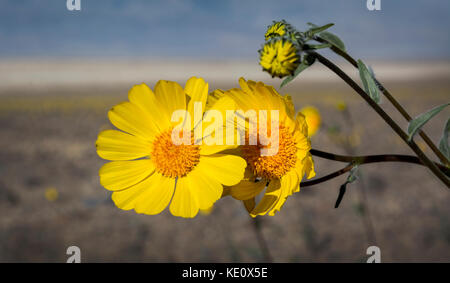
[301,149,450,187]
[313,36,450,167]
[306,51,450,188]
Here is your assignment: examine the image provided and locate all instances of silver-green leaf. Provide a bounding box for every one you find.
[305,43,332,50]
[357,60,380,104]
[318,31,346,52]
[309,23,334,34]
[347,165,359,183]
[438,118,450,160]
[280,59,315,88]
[305,23,334,39]
[407,103,450,141]
[335,165,359,208]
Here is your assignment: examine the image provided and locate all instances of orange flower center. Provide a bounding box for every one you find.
[151,129,200,178]
[242,125,297,180]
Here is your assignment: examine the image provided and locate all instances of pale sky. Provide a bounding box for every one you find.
[0,0,449,60]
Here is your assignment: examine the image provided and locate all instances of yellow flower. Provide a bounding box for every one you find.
[336,101,347,112]
[224,78,316,217]
[45,187,58,202]
[265,21,288,40]
[96,77,247,218]
[300,106,321,136]
[259,39,300,78]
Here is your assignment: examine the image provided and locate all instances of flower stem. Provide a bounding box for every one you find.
[306,51,450,188]
[313,36,450,167]
[251,217,273,262]
[302,149,450,187]
[302,163,354,187]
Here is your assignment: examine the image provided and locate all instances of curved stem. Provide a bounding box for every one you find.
[302,163,354,187]
[313,36,450,167]
[251,217,273,262]
[311,149,450,175]
[307,51,450,188]
[302,149,450,187]
[311,149,449,173]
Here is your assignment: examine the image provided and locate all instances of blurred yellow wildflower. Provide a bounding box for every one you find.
[300,106,322,137]
[45,187,59,202]
[335,101,347,112]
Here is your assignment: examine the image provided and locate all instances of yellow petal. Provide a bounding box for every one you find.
[250,179,282,217]
[99,159,155,191]
[196,154,247,186]
[96,130,151,161]
[229,180,266,200]
[243,167,256,181]
[238,77,257,95]
[111,172,174,212]
[199,144,237,155]
[226,88,260,112]
[238,77,252,94]
[108,101,158,142]
[201,95,237,140]
[293,117,311,161]
[303,154,316,179]
[254,82,285,112]
[128,83,172,132]
[295,112,309,137]
[295,153,316,181]
[134,173,176,215]
[284,94,296,119]
[206,89,225,109]
[169,176,199,218]
[199,110,225,146]
[221,186,231,197]
[186,167,223,209]
[268,170,299,215]
[185,77,208,128]
[154,80,187,119]
[243,198,256,213]
[287,168,301,194]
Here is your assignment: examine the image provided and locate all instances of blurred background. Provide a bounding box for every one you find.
[0,0,449,262]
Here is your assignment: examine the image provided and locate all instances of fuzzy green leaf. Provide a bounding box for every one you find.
[305,23,334,39]
[334,183,347,208]
[347,165,359,183]
[438,118,450,160]
[280,58,315,88]
[357,60,380,104]
[309,23,334,34]
[304,43,332,50]
[335,165,359,208]
[317,31,346,52]
[407,103,450,141]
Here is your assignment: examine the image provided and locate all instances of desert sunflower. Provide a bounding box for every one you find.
[224,78,315,217]
[96,77,246,218]
[265,20,288,40]
[259,38,301,78]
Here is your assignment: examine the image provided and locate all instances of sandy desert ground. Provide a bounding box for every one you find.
[0,59,449,262]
